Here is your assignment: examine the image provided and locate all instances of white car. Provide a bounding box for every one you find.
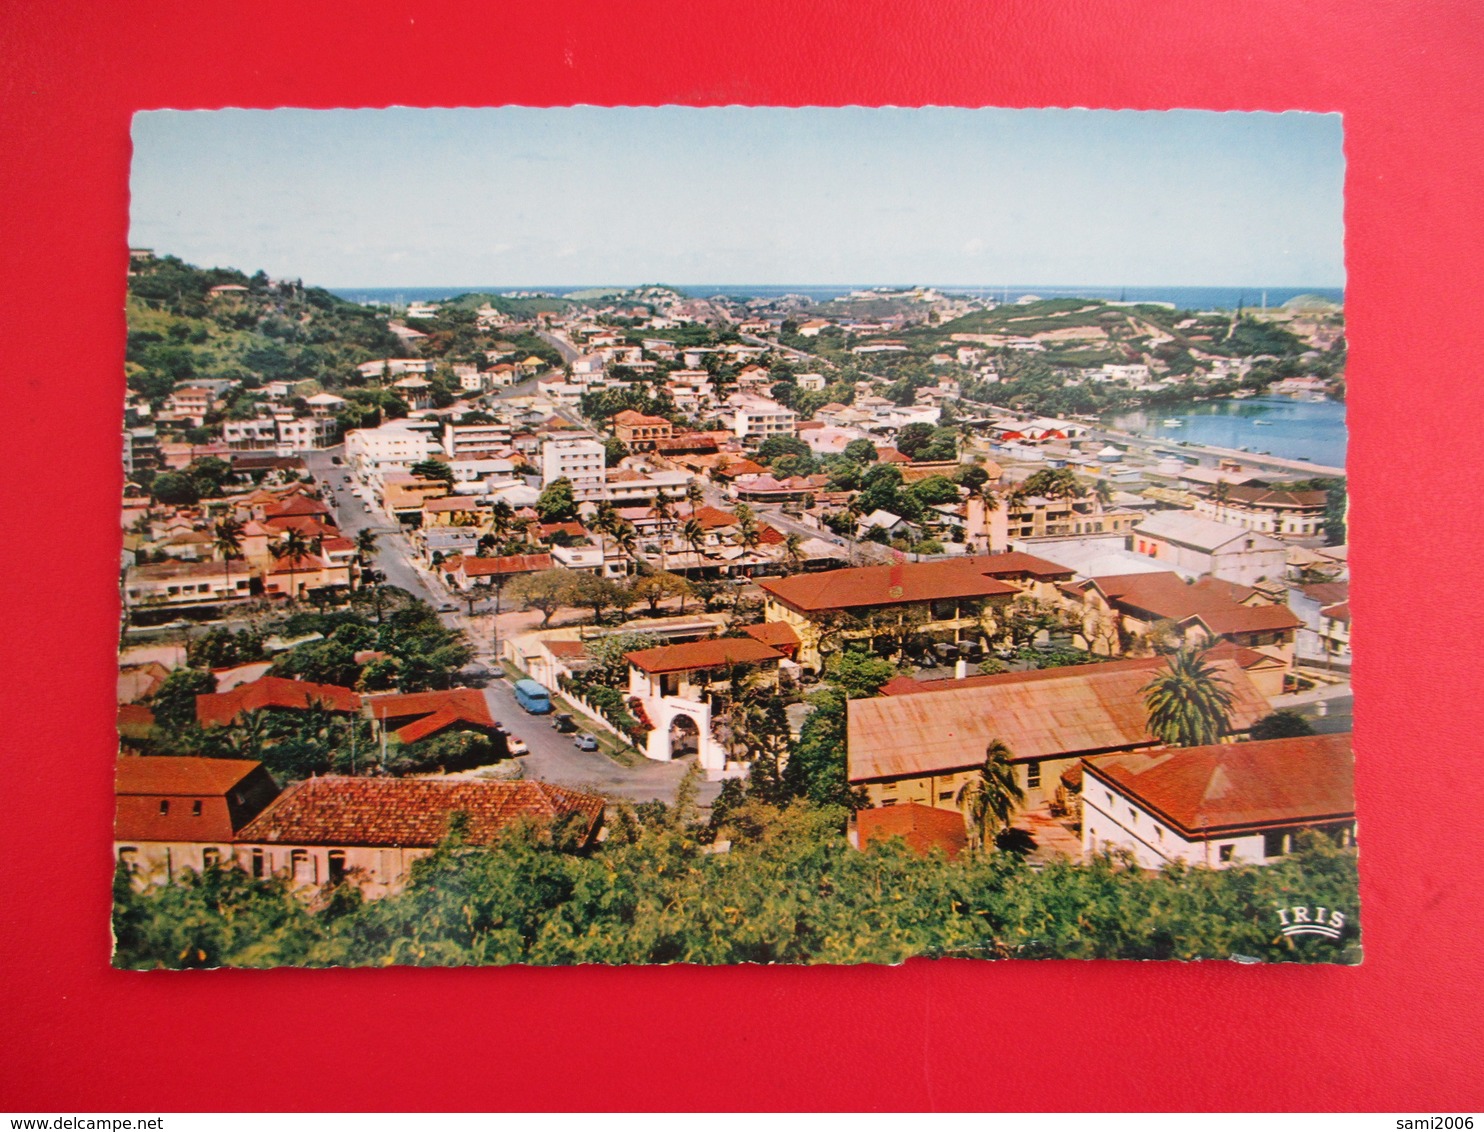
[505,736,529,756]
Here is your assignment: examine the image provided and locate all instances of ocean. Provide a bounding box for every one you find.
[1106,396,1347,471]
[327,284,1344,312]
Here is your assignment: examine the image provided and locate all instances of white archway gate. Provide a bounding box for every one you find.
[641,696,726,775]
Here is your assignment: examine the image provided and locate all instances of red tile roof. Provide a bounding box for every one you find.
[1224,485,1329,508]
[539,521,589,540]
[855,803,968,859]
[263,495,332,518]
[197,676,361,727]
[1083,732,1354,837]
[625,637,785,674]
[759,553,1069,613]
[364,688,497,744]
[1320,601,1351,624]
[236,777,605,848]
[686,505,738,530]
[448,552,552,577]
[1086,572,1301,635]
[849,656,1270,782]
[117,703,156,738]
[1298,581,1350,605]
[115,756,281,842]
[739,621,802,651]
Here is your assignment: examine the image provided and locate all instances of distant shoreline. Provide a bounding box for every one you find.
[325,283,1346,311]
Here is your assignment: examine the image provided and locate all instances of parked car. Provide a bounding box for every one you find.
[551,712,576,733]
[505,736,528,756]
[573,733,598,752]
[437,603,456,613]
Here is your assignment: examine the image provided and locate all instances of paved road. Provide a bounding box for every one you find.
[306,446,721,804]
[305,446,447,609]
[483,677,721,805]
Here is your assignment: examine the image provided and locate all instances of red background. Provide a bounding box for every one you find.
[3,0,1483,1112]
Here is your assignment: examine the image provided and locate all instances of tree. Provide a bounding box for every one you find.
[955,739,1025,852]
[755,434,811,465]
[354,527,378,562]
[893,422,935,459]
[506,568,579,628]
[276,529,311,601]
[631,571,693,614]
[588,498,619,568]
[781,533,805,574]
[1021,467,1083,500]
[682,518,708,561]
[842,438,878,465]
[733,503,762,556]
[152,667,217,730]
[568,573,629,624]
[536,477,578,523]
[410,459,455,489]
[1142,646,1236,747]
[212,518,246,595]
[603,436,629,467]
[825,649,896,699]
[152,471,199,506]
[685,478,706,512]
[1249,710,1315,741]
[955,464,989,492]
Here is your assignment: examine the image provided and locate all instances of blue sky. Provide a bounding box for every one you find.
[130,106,1345,289]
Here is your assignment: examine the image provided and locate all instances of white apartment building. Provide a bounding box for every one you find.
[540,436,607,501]
[720,396,797,443]
[275,415,339,452]
[223,419,280,450]
[345,421,439,481]
[443,422,513,459]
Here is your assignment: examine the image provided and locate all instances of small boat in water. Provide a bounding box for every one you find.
[1161,418,1183,427]
[1253,419,1272,427]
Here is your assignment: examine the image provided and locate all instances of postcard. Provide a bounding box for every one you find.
[112,106,1355,966]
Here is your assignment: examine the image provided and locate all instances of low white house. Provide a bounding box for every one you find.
[1080,732,1355,869]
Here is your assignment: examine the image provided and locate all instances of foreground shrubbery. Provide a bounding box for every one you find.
[113,799,1361,968]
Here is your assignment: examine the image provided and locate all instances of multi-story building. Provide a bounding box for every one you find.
[758,552,1075,671]
[612,409,673,451]
[719,395,797,444]
[443,421,513,460]
[966,492,1138,552]
[540,436,606,501]
[1193,485,1330,540]
[345,421,439,480]
[222,418,281,450]
[275,415,339,451]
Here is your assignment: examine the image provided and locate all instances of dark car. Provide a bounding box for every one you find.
[573,733,598,752]
[551,712,577,733]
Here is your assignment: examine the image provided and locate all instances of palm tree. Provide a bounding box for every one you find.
[955,739,1024,852]
[734,506,762,557]
[650,494,676,569]
[1212,481,1231,523]
[489,499,514,544]
[591,499,618,570]
[685,477,706,513]
[611,520,639,571]
[212,517,245,597]
[1142,646,1236,747]
[277,529,310,601]
[354,527,378,563]
[782,532,805,574]
[682,517,708,562]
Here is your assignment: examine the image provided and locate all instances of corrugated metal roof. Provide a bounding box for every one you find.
[847,657,1269,782]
